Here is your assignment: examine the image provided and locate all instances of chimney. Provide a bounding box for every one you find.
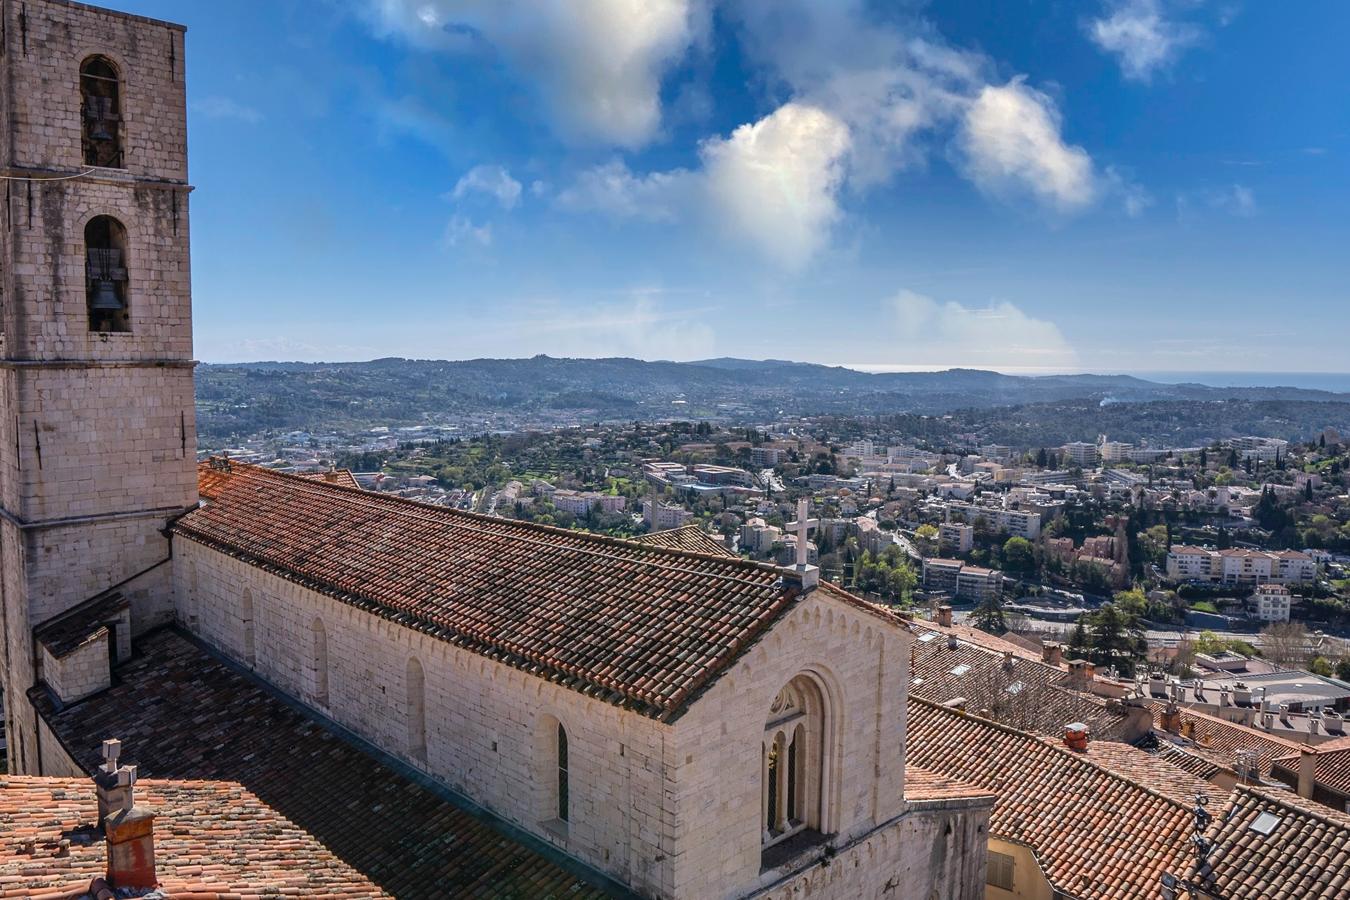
[937,605,953,628]
[93,739,157,890]
[1041,642,1063,666]
[1298,748,1317,799]
[1063,722,1089,752]
[1160,702,1183,734]
[1002,650,1015,672]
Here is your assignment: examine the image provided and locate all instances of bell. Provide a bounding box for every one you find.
[90,121,115,142]
[89,279,124,311]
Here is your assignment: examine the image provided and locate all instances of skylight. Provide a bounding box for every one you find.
[950,664,971,676]
[1005,681,1026,695]
[1249,812,1282,836]
[918,632,936,643]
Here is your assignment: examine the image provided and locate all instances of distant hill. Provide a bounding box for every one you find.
[195,355,1350,443]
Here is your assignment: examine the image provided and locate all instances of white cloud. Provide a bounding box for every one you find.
[451,164,522,209]
[885,290,1078,368]
[700,103,852,267]
[366,0,705,147]
[956,79,1097,213]
[554,160,690,222]
[443,214,493,247]
[191,97,262,123]
[555,103,850,268]
[1088,0,1201,81]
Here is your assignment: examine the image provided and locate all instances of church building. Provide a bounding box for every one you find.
[0,2,994,897]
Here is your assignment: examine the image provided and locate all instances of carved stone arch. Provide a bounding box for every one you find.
[535,710,573,825]
[406,655,427,763]
[760,665,845,854]
[239,587,256,668]
[310,617,329,707]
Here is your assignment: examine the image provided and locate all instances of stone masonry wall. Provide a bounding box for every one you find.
[751,803,991,900]
[666,591,910,898]
[40,629,110,703]
[175,540,679,898]
[1,0,187,180]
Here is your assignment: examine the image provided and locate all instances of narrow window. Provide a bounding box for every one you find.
[556,723,570,822]
[311,618,329,706]
[407,656,427,762]
[85,215,130,332]
[80,57,123,168]
[240,588,256,667]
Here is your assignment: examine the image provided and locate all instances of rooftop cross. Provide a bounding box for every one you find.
[788,499,818,569]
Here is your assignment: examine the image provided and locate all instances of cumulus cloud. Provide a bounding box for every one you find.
[556,103,850,268]
[1088,0,1201,81]
[701,103,852,266]
[554,160,690,222]
[366,0,704,147]
[956,79,1097,213]
[451,164,522,209]
[885,290,1078,369]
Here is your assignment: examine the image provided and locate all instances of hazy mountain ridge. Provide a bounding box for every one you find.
[195,355,1349,443]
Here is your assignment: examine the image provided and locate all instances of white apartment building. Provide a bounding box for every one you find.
[1062,442,1099,467]
[1251,584,1292,623]
[749,446,784,467]
[1166,546,1317,585]
[1229,436,1289,463]
[551,490,626,516]
[643,498,693,530]
[945,502,1042,539]
[939,523,975,554]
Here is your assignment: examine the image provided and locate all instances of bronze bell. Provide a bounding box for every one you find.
[89,279,124,311]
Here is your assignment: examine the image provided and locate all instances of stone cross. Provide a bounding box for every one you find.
[788,499,818,568]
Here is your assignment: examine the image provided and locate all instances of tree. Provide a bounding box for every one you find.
[1002,536,1035,574]
[1261,622,1311,668]
[1305,480,1315,502]
[971,591,1008,635]
[1084,602,1148,675]
[1337,658,1350,682]
[1067,621,1090,660]
[1309,656,1335,677]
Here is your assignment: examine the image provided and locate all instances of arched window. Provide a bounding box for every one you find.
[240,588,256,668]
[406,656,426,762]
[80,56,123,168]
[762,675,832,852]
[556,723,570,823]
[85,215,130,332]
[184,560,198,629]
[311,618,329,706]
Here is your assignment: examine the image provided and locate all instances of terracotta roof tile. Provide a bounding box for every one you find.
[1271,736,1350,797]
[0,776,392,897]
[296,467,363,490]
[904,767,997,805]
[907,697,1195,900]
[1205,786,1350,899]
[1144,700,1305,776]
[33,592,129,659]
[631,525,737,557]
[28,628,619,899]
[179,462,820,721]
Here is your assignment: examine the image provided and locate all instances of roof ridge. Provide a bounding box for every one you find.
[205,462,787,587]
[911,695,1195,814]
[1234,782,1350,828]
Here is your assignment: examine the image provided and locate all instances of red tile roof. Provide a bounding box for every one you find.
[1144,701,1306,776]
[28,628,619,899]
[297,467,362,489]
[1204,785,1350,899]
[907,697,1195,900]
[179,462,894,721]
[0,776,392,898]
[631,524,737,557]
[1271,735,1350,798]
[904,767,997,805]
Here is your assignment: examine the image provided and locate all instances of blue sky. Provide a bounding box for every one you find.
[119,0,1348,373]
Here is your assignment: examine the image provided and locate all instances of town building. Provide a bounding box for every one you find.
[642,497,694,530]
[0,8,995,897]
[1165,546,1316,585]
[939,522,975,554]
[1251,584,1292,623]
[1229,436,1289,463]
[1061,441,1099,467]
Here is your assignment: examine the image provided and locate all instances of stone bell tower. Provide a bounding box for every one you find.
[0,0,197,774]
